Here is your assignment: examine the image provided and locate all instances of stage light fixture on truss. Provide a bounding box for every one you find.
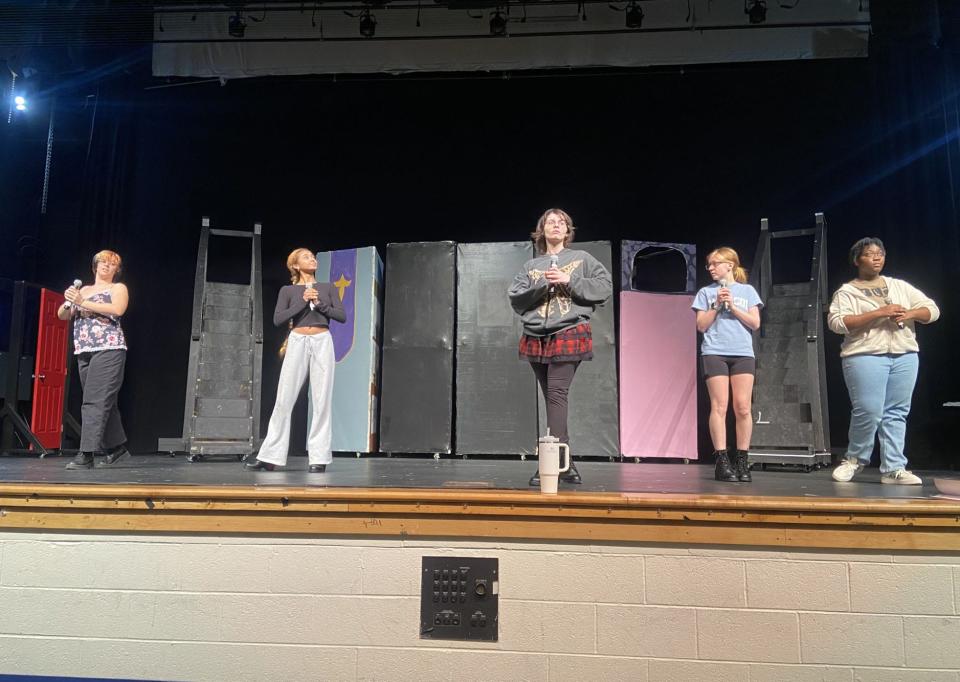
[489,7,507,36]
[14,95,26,112]
[624,1,643,28]
[745,0,767,24]
[228,10,247,37]
[359,8,377,36]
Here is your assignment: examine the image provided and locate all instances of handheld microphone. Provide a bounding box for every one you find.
[64,279,83,309]
[718,278,730,311]
[548,254,559,294]
[306,282,316,311]
[885,297,905,329]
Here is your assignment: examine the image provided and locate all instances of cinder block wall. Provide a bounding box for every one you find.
[1,532,958,681]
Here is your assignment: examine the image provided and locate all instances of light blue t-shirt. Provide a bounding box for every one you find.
[692,282,763,357]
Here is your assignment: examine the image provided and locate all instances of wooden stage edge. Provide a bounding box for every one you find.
[1,483,959,551]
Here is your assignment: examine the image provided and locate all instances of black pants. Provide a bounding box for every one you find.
[77,349,127,453]
[530,361,580,444]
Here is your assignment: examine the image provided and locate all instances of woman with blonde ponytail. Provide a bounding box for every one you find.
[244,248,346,473]
[692,247,763,483]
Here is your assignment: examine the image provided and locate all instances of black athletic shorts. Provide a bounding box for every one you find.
[702,354,756,378]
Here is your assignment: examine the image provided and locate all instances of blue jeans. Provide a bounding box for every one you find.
[841,352,919,473]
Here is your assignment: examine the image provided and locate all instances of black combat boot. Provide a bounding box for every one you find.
[714,449,738,482]
[734,449,752,482]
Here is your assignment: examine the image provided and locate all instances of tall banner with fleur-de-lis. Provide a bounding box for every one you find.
[312,246,383,453]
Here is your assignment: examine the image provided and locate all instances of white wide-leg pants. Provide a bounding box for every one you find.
[257,331,335,466]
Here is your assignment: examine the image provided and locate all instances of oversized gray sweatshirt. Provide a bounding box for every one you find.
[507,248,613,337]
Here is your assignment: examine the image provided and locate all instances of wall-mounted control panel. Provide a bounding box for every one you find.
[419,556,498,641]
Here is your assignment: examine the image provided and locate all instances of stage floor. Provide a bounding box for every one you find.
[0,454,952,500]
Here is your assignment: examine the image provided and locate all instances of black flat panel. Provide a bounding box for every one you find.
[456,242,538,455]
[380,242,456,454]
[420,556,498,642]
[537,241,620,458]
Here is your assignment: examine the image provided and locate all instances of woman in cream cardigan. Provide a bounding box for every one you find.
[827,237,939,485]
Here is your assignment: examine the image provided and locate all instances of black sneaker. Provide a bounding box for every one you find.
[528,469,540,487]
[561,461,582,484]
[65,452,94,470]
[96,445,131,467]
[243,458,275,471]
[309,464,326,473]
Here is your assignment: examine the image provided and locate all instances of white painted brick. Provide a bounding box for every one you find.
[548,654,647,681]
[691,548,894,563]
[177,543,364,595]
[360,547,423,595]
[799,614,903,666]
[498,601,596,654]
[596,605,696,658]
[499,551,644,604]
[646,556,746,607]
[76,640,357,682]
[697,609,799,663]
[648,659,749,681]
[850,564,955,615]
[788,550,895,563]
[892,553,960,565]
[0,540,181,590]
[689,547,792,560]
[218,594,419,647]
[0,635,84,676]
[750,664,853,682]
[592,543,691,556]
[401,538,576,551]
[0,587,224,641]
[853,668,960,682]
[746,560,850,611]
[903,616,960,668]
[357,649,548,681]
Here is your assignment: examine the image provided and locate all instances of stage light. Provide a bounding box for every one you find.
[489,9,507,36]
[228,10,247,37]
[14,95,26,112]
[745,0,766,24]
[625,1,643,28]
[359,9,376,37]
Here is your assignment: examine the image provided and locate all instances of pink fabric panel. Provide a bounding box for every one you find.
[619,292,698,459]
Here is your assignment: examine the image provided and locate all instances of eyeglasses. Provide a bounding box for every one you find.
[705,261,729,270]
[861,250,885,258]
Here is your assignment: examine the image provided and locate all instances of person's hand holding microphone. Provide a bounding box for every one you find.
[883,298,907,329]
[63,279,83,310]
[303,283,320,310]
[544,255,570,292]
[716,278,732,312]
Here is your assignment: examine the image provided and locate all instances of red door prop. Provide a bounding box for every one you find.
[30,288,69,450]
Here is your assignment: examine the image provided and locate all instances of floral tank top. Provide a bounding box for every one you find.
[73,288,127,354]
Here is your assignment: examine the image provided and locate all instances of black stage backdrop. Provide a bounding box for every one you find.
[2,29,959,466]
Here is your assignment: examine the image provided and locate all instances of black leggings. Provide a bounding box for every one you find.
[530,361,580,443]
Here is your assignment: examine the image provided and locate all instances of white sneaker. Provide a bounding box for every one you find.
[832,459,864,482]
[881,469,923,485]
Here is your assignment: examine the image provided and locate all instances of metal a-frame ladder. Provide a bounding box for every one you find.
[158,217,263,462]
[747,213,832,471]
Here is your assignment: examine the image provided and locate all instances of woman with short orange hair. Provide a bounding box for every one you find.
[57,250,131,470]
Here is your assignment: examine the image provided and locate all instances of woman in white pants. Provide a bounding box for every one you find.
[245,248,346,473]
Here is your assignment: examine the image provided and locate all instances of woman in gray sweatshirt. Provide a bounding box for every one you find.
[508,208,613,486]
